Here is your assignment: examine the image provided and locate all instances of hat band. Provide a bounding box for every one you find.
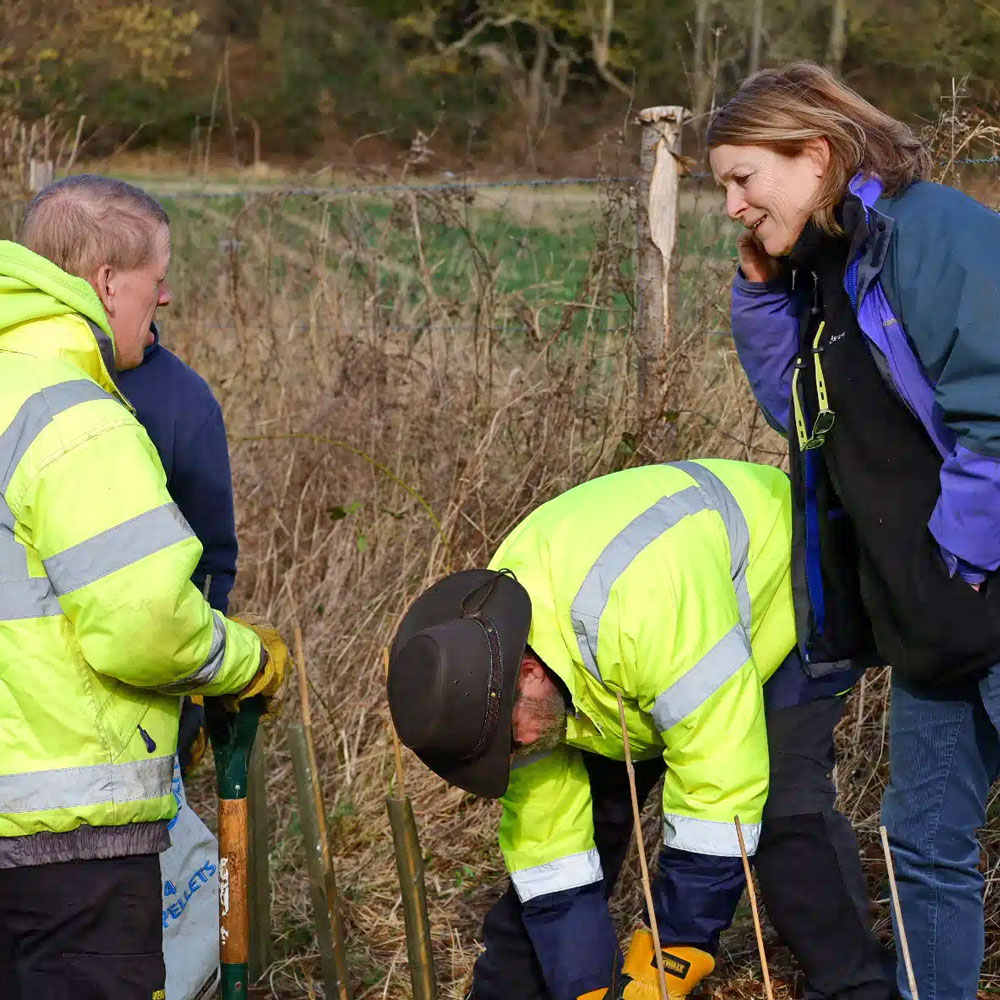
[464,614,504,760]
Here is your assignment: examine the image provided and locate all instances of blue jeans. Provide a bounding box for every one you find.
[882,665,1000,1000]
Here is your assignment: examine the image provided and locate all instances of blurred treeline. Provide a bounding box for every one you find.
[4,0,1000,164]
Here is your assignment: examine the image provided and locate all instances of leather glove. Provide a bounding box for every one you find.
[226,613,290,717]
[612,929,715,999]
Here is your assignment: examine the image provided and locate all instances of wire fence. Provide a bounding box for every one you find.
[141,153,1000,202]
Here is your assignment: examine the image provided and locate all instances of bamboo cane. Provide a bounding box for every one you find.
[616,692,669,1000]
[734,816,774,1000]
[291,627,352,1000]
[879,825,920,1000]
[384,648,438,1000]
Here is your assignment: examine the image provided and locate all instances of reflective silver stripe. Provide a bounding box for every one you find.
[44,503,194,596]
[159,611,228,693]
[511,749,554,771]
[651,625,752,732]
[0,521,61,619]
[0,754,174,814]
[672,461,752,631]
[662,813,760,856]
[0,381,114,622]
[570,486,706,683]
[570,463,752,687]
[0,380,113,494]
[509,848,603,902]
[0,574,62,619]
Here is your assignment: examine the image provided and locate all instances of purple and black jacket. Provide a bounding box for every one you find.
[734,175,1000,585]
[732,175,1000,677]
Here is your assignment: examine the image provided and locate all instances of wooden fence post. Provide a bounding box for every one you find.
[28,158,54,192]
[634,105,689,423]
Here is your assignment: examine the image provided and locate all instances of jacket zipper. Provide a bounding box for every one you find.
[801,272,826,643]
[137,724,157,753]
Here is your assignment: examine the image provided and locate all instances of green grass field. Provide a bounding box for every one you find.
[152,183,739,343]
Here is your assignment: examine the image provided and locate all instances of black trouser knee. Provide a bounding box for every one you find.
[469,753,664,1000]
[756,697,894,1000]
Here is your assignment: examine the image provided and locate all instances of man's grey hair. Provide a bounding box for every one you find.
[19,174,170,280]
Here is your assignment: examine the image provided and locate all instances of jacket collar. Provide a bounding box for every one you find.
[846,173,895,308]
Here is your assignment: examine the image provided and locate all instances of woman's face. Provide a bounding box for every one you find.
[709,141,829,256]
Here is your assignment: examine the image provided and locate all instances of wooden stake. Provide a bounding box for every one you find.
[880,825,920,1000]
[616,693,669,1000]
[735,816,774,1000]
[635,104,689,424]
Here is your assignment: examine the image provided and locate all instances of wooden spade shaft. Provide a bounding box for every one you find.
[218,798,251,991]
[207,695,262,1000]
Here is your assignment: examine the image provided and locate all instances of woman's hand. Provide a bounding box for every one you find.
[738,232,783,283]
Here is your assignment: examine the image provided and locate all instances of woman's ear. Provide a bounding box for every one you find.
[91,264,115,316]
[803,136,831,178]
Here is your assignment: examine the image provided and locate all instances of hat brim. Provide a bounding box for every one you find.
[390,569,531,798]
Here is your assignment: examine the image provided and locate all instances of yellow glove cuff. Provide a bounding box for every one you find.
[231,613,289,699]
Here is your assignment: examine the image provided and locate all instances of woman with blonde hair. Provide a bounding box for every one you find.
[709,62,1000,999]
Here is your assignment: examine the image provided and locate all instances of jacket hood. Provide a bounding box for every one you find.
[0,241,124,400]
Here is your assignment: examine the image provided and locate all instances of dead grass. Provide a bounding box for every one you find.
[4,158,998,996]
[169,176,799,998]
[162,175,1000,998]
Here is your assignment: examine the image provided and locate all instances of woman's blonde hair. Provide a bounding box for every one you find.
[707,62,931,232]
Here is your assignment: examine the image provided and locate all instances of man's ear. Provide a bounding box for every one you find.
[91,264,115,316]
[518,651,546,683]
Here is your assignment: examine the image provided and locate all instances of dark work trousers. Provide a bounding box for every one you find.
[0,853,166,1000]
[469,696,894,1000]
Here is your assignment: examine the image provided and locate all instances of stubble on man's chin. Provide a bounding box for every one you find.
[511,690,568,760]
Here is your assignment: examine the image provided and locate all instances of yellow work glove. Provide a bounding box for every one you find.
[227,613,291,717]
[612,928,715,999]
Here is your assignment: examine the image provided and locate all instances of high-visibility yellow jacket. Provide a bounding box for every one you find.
[488,459,795,997]
[0,241,262,867]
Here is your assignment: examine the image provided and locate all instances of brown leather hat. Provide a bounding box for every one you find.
[387,569,531,798]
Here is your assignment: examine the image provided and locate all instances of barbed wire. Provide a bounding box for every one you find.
[148,153,1000,201]
[945,154,1000,164]
[150,175,641,201]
